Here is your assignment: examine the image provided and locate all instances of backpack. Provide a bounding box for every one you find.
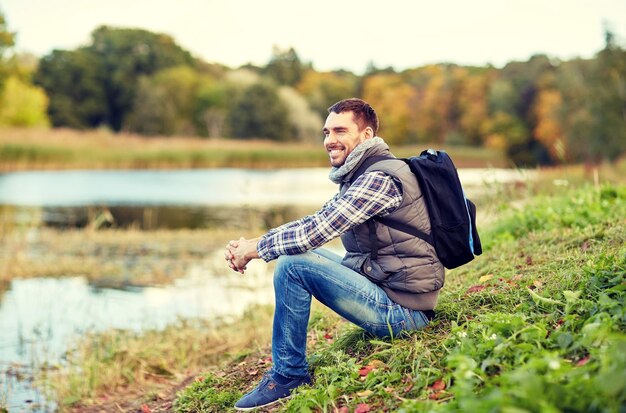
[351,149,482,269]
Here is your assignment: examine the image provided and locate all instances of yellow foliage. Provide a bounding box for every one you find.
[362,74,417,144]
[0,76,50,127]
[533,89,565,161]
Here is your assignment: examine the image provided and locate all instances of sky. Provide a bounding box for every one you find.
[1,0,625,74]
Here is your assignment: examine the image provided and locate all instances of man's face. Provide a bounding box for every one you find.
[322,111,373,167]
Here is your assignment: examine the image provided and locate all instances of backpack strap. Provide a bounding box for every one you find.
[349,155,433,262]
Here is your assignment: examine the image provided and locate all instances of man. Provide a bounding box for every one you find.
[225,98,443,411]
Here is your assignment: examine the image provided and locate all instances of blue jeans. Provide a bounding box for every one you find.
[271,248,430,379]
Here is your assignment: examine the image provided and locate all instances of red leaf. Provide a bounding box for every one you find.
[141,404,151,413]
[324,332,333,339]
[576,355,591,366]
[355,403,371,413]
[429,391,445,400]
[430,379,446,391]
[467,285,485,294]
[359,365,375,377]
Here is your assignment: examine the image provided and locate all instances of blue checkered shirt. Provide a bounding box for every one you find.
[257,171,403,261]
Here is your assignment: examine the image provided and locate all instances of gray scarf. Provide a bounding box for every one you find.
[328,137,385,184]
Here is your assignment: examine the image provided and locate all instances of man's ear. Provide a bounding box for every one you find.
[363,126,374,140]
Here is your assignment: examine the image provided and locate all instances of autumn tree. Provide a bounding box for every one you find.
[0,76,49,127]
[296,69,358,118]
[0,12,49,127]
[0,10,14,88]
[452,67,492,146]
[405,65,453,144]
[361,72,417,144]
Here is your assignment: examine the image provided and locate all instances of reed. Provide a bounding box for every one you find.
[0,127,506,170]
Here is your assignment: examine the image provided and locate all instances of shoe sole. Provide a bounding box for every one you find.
[234,394,292,411]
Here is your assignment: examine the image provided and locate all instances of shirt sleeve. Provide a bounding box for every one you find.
[256,171,402,261]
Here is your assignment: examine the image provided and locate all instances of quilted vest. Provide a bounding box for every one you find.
[339,146,444,311]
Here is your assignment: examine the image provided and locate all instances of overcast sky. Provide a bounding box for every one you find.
[2,0,625,74]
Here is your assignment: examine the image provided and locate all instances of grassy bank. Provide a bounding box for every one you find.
[36,179,625,412]
[0,128,506,170]
[176,184,626,413]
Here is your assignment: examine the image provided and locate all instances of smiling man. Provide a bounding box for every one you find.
[225,98,443,411]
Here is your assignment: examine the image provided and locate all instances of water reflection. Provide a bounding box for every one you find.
[0,255,276,412]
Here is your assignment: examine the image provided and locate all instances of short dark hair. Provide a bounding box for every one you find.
[328,98,379,135]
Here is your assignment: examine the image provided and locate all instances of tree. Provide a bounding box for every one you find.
[264,46,307,86]
[362,73,418,144]
[453,67,491,146]
[35,26,195,131]
[586,30,626,162]
[278,86,322,142]
[533,89,565,162]
[228,82,291,140]
[296,69,358,118]
[35,48,107,128]
[407,65,453,144]
[125,66,203,136]
[0,11,15,87]
[0,76,49,127]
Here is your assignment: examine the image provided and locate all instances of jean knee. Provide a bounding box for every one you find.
[274,254,304,287]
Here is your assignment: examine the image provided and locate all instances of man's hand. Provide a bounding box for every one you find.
[224,237,260,274]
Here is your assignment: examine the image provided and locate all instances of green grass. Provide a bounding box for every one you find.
[174,184,626,413]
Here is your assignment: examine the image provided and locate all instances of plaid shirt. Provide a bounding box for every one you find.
[257,171,403,261]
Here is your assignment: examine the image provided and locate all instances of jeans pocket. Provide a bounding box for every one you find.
[403,308,429,330]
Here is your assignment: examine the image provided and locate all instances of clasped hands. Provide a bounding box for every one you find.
[224,237,260,274]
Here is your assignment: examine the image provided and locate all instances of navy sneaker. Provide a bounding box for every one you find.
[234,371,312,411]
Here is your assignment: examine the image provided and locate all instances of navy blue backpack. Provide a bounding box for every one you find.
[352,149,482,269]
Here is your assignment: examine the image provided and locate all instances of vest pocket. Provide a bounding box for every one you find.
[360,257,389,283]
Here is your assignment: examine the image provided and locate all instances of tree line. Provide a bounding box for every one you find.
[0,12,624,166]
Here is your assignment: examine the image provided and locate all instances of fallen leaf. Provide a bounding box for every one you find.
[467,285,485,294]
[429,391,445,400]
[533,280,543,288]
[576,355,591,366]
[324,333,333,339]
[525,255,534,265]
[430,379,446,391]
[581,240,591,252]
[141,404,151,413]
[356,390,374,398]
[247,369,259,376]
[359,365,375,377]
[479,274,494,283]
[369,359,386,368]
[355,403,371,413]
